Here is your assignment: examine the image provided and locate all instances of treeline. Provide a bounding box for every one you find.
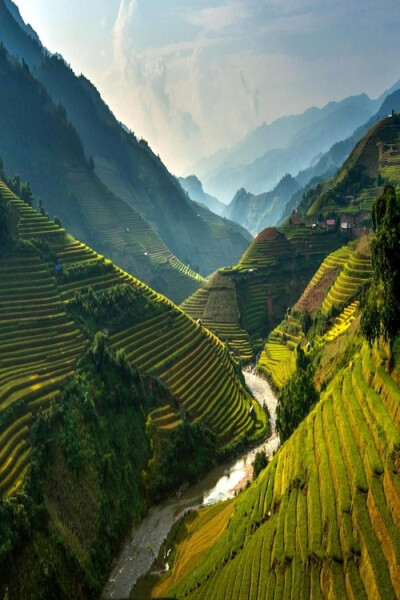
[0,335,169,598]
[67,283,164,336]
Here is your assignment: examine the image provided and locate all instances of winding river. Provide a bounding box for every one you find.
[101,372,279,600]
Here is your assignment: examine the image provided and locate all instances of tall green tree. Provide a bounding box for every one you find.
[361,184,400,344]
[276,349,318,443]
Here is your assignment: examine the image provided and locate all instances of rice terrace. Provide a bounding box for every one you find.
[0,1,399,599]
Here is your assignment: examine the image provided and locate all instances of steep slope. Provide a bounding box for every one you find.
[149,342,400,600]
[182,226,343,360]
[194,94,380,201]
[0,178,266,501]
[0,44,204,304]
[0,0,251,275]
[179,175,225,216]
[301,114,400,222]
[258,237,372,389]
[224,174,299,233]
[146,230,400,600]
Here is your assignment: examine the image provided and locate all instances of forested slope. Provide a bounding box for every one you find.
[0,176,266,598]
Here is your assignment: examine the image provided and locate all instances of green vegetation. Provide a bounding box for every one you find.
[0,338,160,599]
[276,350,318,443]
[182,225,343,360]
[148,420,217,500]
[361,184,400,344]
[252,449,269,480]
[148,338,400,600]
[67,283,164,336]
[0,175,267,505]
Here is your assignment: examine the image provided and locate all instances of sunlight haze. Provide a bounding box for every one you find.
[15,0,400,174]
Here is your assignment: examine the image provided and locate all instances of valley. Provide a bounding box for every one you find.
[102,372,278,600]
[0,2,399,599]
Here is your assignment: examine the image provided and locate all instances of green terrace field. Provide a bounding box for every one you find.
[181,272,253,363]
[378,130,400,185]
[257,315,303,389]
[0,181,266,497]
[257,238,371,390]
[237,227,343,346]
[149,342,400,600]
[109,305,263,445]
[0,188,89,498]
[182,226,343,359]
[321,242,372,315]
[64,170,205,304]
[295,245,352,313]
[306,117,400,219]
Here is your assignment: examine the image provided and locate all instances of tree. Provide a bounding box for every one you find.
[361,184,400,344]
[276,351,318,443]
[20,182,33,206]
[252,449,268,480]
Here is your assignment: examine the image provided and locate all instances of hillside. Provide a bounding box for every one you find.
[143,222,400,600]
[144,341,400,600]
[192,94,381,201]
[0,177,266,499]
[0,0,251,277]
[0,176,267,596]
[258,237,372,389]
[300,114,400,222]
[182,225,343,361]
[223,174,300,234]
[178,175,225,216]
[0,44,207,304]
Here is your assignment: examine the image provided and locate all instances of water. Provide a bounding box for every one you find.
[101,372,278,599]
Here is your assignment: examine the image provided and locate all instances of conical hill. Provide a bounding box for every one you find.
[182,225,343,360]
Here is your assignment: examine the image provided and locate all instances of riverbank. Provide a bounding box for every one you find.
[101,372,279,600]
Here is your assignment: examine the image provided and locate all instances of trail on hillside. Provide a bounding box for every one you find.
[102,372,279,600]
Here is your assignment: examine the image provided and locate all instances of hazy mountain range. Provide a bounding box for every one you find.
[190,81,400,203]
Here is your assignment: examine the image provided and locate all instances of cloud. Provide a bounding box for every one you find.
[113,0,137,75]
[105,0,400,175]
[185,2,250,32]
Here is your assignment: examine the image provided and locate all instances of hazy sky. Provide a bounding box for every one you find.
[14,0,400,174]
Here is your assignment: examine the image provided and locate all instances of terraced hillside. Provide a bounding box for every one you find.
[63,170,205,305]
[0,180,265,498]
[305,115,400,220]
[0,42,220,306]
[0,9,252,283]
[181,272,253,362]
[182,226,343,360]
[146,340,400,600]
[258,237,372,389]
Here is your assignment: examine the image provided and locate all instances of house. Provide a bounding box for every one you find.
[340,222,352,235]
[326,219,336,230]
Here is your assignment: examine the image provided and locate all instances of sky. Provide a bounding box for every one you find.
[14,0,400,175]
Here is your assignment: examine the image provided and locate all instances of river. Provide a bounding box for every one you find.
[101,372,279,600]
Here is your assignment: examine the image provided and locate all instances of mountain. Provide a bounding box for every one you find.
[0,0,250,278]
[143,231,400,600]
[192,93,383,201]
[279,89,400,224]
[301,113,400,221]
[182,225,343,359]
[0,44,205,304]
[223,174,300,234]
[0,176,266,596]
[178,175,225,216]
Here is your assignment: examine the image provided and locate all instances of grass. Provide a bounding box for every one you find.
[151,341,400,600]
[0,179,266,498]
